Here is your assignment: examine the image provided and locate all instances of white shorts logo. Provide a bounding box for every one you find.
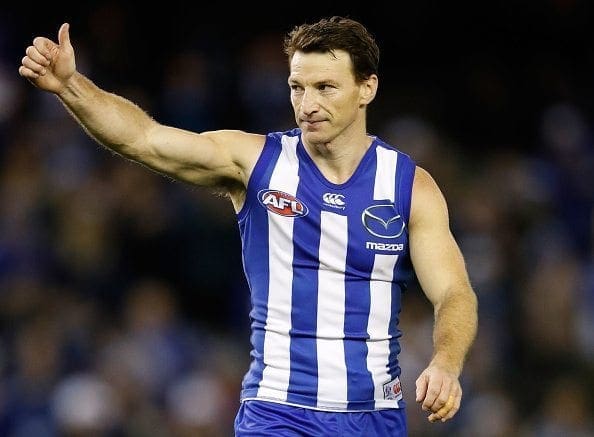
[383,377,403,401]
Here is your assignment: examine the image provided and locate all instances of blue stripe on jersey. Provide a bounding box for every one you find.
[286,181,320,407]
[238,133,284,395]
[393,151,416,287]
[387,281,403,384]
[343,157,376,410]
[239,130,417,411]
[394,148,416,224]
[344,271,375,410]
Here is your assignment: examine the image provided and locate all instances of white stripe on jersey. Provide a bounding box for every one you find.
[257,135,300,400]
[316,211,349,408]
[368,146,400,407]
[373,147,398,202]
[367,254,399,402]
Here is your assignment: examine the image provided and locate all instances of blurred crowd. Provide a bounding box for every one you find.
[0,2,593,436]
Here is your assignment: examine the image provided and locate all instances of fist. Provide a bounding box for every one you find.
[19,23,76,94]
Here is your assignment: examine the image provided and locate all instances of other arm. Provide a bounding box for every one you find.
[18,23,263,195]
[409,166,478,423]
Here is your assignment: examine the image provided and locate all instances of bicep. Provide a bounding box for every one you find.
[409,167,471,307]
[139,125,264,188]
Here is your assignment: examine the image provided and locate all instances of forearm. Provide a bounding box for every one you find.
[430,286,478,375]
[57,72,155,159]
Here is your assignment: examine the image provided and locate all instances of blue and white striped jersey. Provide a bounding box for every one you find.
[237,128,416,412]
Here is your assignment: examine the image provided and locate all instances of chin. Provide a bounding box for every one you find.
[302,131,324,145]
[301,128,331,145]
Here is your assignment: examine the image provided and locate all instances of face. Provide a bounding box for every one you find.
[288,50,376,146]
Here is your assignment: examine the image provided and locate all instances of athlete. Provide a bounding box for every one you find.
[19,16,478,436]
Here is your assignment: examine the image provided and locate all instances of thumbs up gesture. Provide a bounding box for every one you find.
[19,23,76,95]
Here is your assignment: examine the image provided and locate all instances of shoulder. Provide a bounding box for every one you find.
[410,166,449,228]
[199,129,268,170]
[201,129,266,149]
[373,136,414,158]
[266,128,301,143]
[214,128,301,151]
[373,137,417,177]
[412,166,439,192]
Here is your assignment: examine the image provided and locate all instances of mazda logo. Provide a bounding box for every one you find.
[361,204,406,238]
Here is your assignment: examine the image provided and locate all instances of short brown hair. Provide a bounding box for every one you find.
[283,16,380,83]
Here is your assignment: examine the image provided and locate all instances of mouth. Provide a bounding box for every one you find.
[301,119,324,129]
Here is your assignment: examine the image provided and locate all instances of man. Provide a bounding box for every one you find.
[19,16,477,436]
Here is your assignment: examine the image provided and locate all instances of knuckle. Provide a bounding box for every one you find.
[422,399,431,407]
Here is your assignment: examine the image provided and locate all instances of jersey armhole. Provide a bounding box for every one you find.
[236,133,282,222]
[397,154,416,227]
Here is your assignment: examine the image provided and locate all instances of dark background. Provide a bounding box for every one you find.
[7,1,594,150]
[0,1,592,436]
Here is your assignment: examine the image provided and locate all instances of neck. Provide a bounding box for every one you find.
[303,132,373,184]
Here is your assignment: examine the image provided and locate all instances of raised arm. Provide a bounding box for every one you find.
[18,23,263,200]
[408,166,478,423]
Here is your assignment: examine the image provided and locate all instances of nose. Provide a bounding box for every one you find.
[299,89,319,117]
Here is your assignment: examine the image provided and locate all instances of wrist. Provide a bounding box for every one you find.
[429,354,462,377]
[57,71,83,99]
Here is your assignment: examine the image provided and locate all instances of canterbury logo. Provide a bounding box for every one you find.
[322,193,346,207]
[361,204,406,238]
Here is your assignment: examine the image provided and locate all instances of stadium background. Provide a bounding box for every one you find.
[0,1,592,435]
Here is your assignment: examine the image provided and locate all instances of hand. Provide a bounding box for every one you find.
[415,363,462,423]
[18,23,76,94]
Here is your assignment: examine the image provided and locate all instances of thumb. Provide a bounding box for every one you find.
[415,372,428,402]
[58,22,71,47]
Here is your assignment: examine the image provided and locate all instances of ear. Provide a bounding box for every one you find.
[359,74,378,105]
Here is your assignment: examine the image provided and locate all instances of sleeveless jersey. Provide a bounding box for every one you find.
[236,128,416,412]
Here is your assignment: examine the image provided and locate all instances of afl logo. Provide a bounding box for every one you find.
[258,190,309,217]
[361,204,406,238]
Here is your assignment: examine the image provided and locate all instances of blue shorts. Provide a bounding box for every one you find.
[234,400,407,436]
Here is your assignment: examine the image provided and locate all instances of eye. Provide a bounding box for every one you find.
[290,84,303,92]
[318,84,335,92]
